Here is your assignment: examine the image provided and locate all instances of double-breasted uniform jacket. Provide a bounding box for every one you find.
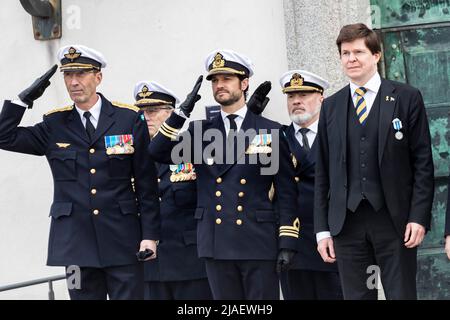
[149,109,299,260]
[314,79,434,237]
[282,124,338,272]
[0,94,160,267]
[144,162,208,281]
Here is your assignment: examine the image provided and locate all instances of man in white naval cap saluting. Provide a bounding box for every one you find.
[0,45,160,300]
[149,49,299,300]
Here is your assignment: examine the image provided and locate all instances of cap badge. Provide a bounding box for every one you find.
[138,85,153,99]
[212,53,225,69]
[64,47,81,62]
[290,73,304,87]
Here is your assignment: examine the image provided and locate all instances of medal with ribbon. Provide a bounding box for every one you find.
[105,134,135,155]
[392,118,403,140]
[169,163,196,182]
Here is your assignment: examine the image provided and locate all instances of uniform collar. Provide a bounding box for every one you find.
[292,118,318,135]
[74,94,102,122]
[220,104,248,122]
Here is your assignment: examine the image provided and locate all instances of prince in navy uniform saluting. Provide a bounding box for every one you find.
[0,45,160,299]
[133,81,212,300]
[149,49,299,300]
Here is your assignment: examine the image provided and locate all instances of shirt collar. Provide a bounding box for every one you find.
[292,119,318,135]
[75,94,102,122]
[220,104,248,122]
[350,72,381,97]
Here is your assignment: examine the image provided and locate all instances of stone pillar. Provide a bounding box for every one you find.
[283,0,372,94]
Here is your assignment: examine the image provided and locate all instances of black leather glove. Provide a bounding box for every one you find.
[247,81,271,115]
[276,249,296,273]
[179,75,203,117]
[18,64,58,109]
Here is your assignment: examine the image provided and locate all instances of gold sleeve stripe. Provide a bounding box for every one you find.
[159,124,178,137]
[158,127,177,140]
[280,226,300,232]
[279,229,299,235]
[161,126,178,136]
[162,122,179,134]
[279,231,299,238]
[280,218,300,231]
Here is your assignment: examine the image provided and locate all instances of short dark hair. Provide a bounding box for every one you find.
[336,23,381,55]
[237,75,249,100]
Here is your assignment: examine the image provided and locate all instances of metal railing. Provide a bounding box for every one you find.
[0,275,66,300]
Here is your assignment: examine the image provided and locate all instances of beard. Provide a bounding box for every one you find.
[214,90,242,106]
[289,105,320,126]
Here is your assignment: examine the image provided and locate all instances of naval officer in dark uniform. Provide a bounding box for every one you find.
[133,81,212,300]
[278,70,343,300]
[0,45,160,300]
[149,49,299,300]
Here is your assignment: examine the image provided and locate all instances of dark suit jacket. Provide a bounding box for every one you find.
[283,124,338,272]
[0,94,160,267]
[149,110,299,260]
[145,163,207,282]
[314,78,434,237]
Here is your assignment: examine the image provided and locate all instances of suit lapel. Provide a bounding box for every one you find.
[305,138,317,166]
[207,115,226,177]
[91,95,115,145]
[337,85,350,160]
[66,106,91,144]
[378,79,397,166]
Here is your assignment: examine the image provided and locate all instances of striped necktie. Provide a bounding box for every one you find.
[355,87,368,125]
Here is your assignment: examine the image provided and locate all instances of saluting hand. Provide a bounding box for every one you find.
[19,64,58,108]
[247,81,271,115]
[179,75,203,117]
[317,237,336,263]
[404,222,426,248]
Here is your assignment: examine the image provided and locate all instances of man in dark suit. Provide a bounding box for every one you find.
[314,23,434,299]
[445,176,450,260]
[0,45,160,299]
[278,70,343,300]
[149,49,299,300]
[133,80,212,300]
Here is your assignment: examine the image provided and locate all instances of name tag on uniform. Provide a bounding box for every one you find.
[246,134,272,154]
[105,134,134,155]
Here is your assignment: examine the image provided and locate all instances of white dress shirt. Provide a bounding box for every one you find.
[292,119,318,148]
[75,95,102,129]
[221,105,248,136]
[349,72,381,115]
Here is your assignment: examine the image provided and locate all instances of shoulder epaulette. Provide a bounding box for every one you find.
[112,101,139,112]
[45,105,74,116]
